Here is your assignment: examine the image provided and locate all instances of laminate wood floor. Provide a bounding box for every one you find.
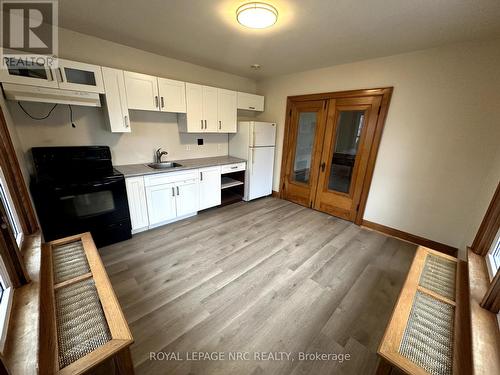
[100,197,417,375]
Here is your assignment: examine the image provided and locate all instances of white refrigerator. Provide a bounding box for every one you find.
[229,121,276,201]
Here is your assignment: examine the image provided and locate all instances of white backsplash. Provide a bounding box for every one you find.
[8,101,231,173]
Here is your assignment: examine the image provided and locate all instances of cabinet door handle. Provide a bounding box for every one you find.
[155,96,159,108]
[200,172,203,181]
[204,120,207,129]
[249,106,255,110]
[219,120,222,130]
[124,115,129,128]
[176,186,179,195]
[321,162,326,172]
[47,68,54,81]
[161,96,164,108]
[201,119,203,129]
[171,187,175,196]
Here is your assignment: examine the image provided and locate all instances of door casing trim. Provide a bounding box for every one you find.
[279,87,393,225]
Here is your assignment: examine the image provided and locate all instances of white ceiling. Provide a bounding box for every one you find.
[59,0,500,79]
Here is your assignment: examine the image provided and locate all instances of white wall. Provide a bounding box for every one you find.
[7,27,257,173]
[256,38,500,252]
[9,102,231,170]
[464,147,500,252]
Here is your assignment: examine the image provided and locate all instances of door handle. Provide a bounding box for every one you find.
[161,96,164,108]
[200,172,203,181]
[155,96,159,108]
[321,162,326,172]
[176,186,179,195]
[172,187,175,197]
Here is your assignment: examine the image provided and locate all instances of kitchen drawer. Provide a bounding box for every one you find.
[144,169,198,186]
[221,162,246,174]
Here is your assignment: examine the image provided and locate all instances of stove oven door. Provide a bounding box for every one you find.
[32,176,131,246]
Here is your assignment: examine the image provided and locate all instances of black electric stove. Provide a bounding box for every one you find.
[30,146,132,247]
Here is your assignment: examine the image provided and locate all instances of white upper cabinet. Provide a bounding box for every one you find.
[102,67,130,133]
[203,86,218,132]
[183,83,204,132]
[0,59,58,88]
[237,92,264,111]
[158,78,186,113]
[124,71,159,111]
[0,58,105,93]
[56,59,105,93]
[218,89,237,133]
[180,85,238,133]
[124,72,187,114]
[181,83,219,133]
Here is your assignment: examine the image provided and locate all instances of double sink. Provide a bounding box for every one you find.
[146,162,183,170]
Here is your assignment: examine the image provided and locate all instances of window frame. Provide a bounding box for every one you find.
[0,256,13,353]
[0,168,23,247]
[0,167,22,353]
[486,228,500,280]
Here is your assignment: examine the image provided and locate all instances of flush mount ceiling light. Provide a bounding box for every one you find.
[236,2,278,29]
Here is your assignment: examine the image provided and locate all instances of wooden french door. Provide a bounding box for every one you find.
[281,88,392,223]
[281,100,328,207]
[314,96,382,220]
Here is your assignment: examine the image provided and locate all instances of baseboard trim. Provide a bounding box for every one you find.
[271,190,280,198]
[361,220,458,257]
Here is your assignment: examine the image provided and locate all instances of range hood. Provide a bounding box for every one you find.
[2,83,101,107]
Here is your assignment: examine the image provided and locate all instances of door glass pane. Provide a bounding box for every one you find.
[7,60,47,80]
[64,67,96,86]
[292,112,317,183]
[328,111,365,193]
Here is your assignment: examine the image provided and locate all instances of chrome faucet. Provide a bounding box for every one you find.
[155,148,169,163]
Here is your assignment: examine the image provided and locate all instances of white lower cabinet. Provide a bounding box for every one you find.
[145,183,177,227]
[125,166,224,234]
[198,166,221,210]
[125,177,149,233]
[143,170,199,228]
[175,179,199,217]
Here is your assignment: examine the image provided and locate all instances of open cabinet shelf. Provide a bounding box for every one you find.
[221,176,244,189]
